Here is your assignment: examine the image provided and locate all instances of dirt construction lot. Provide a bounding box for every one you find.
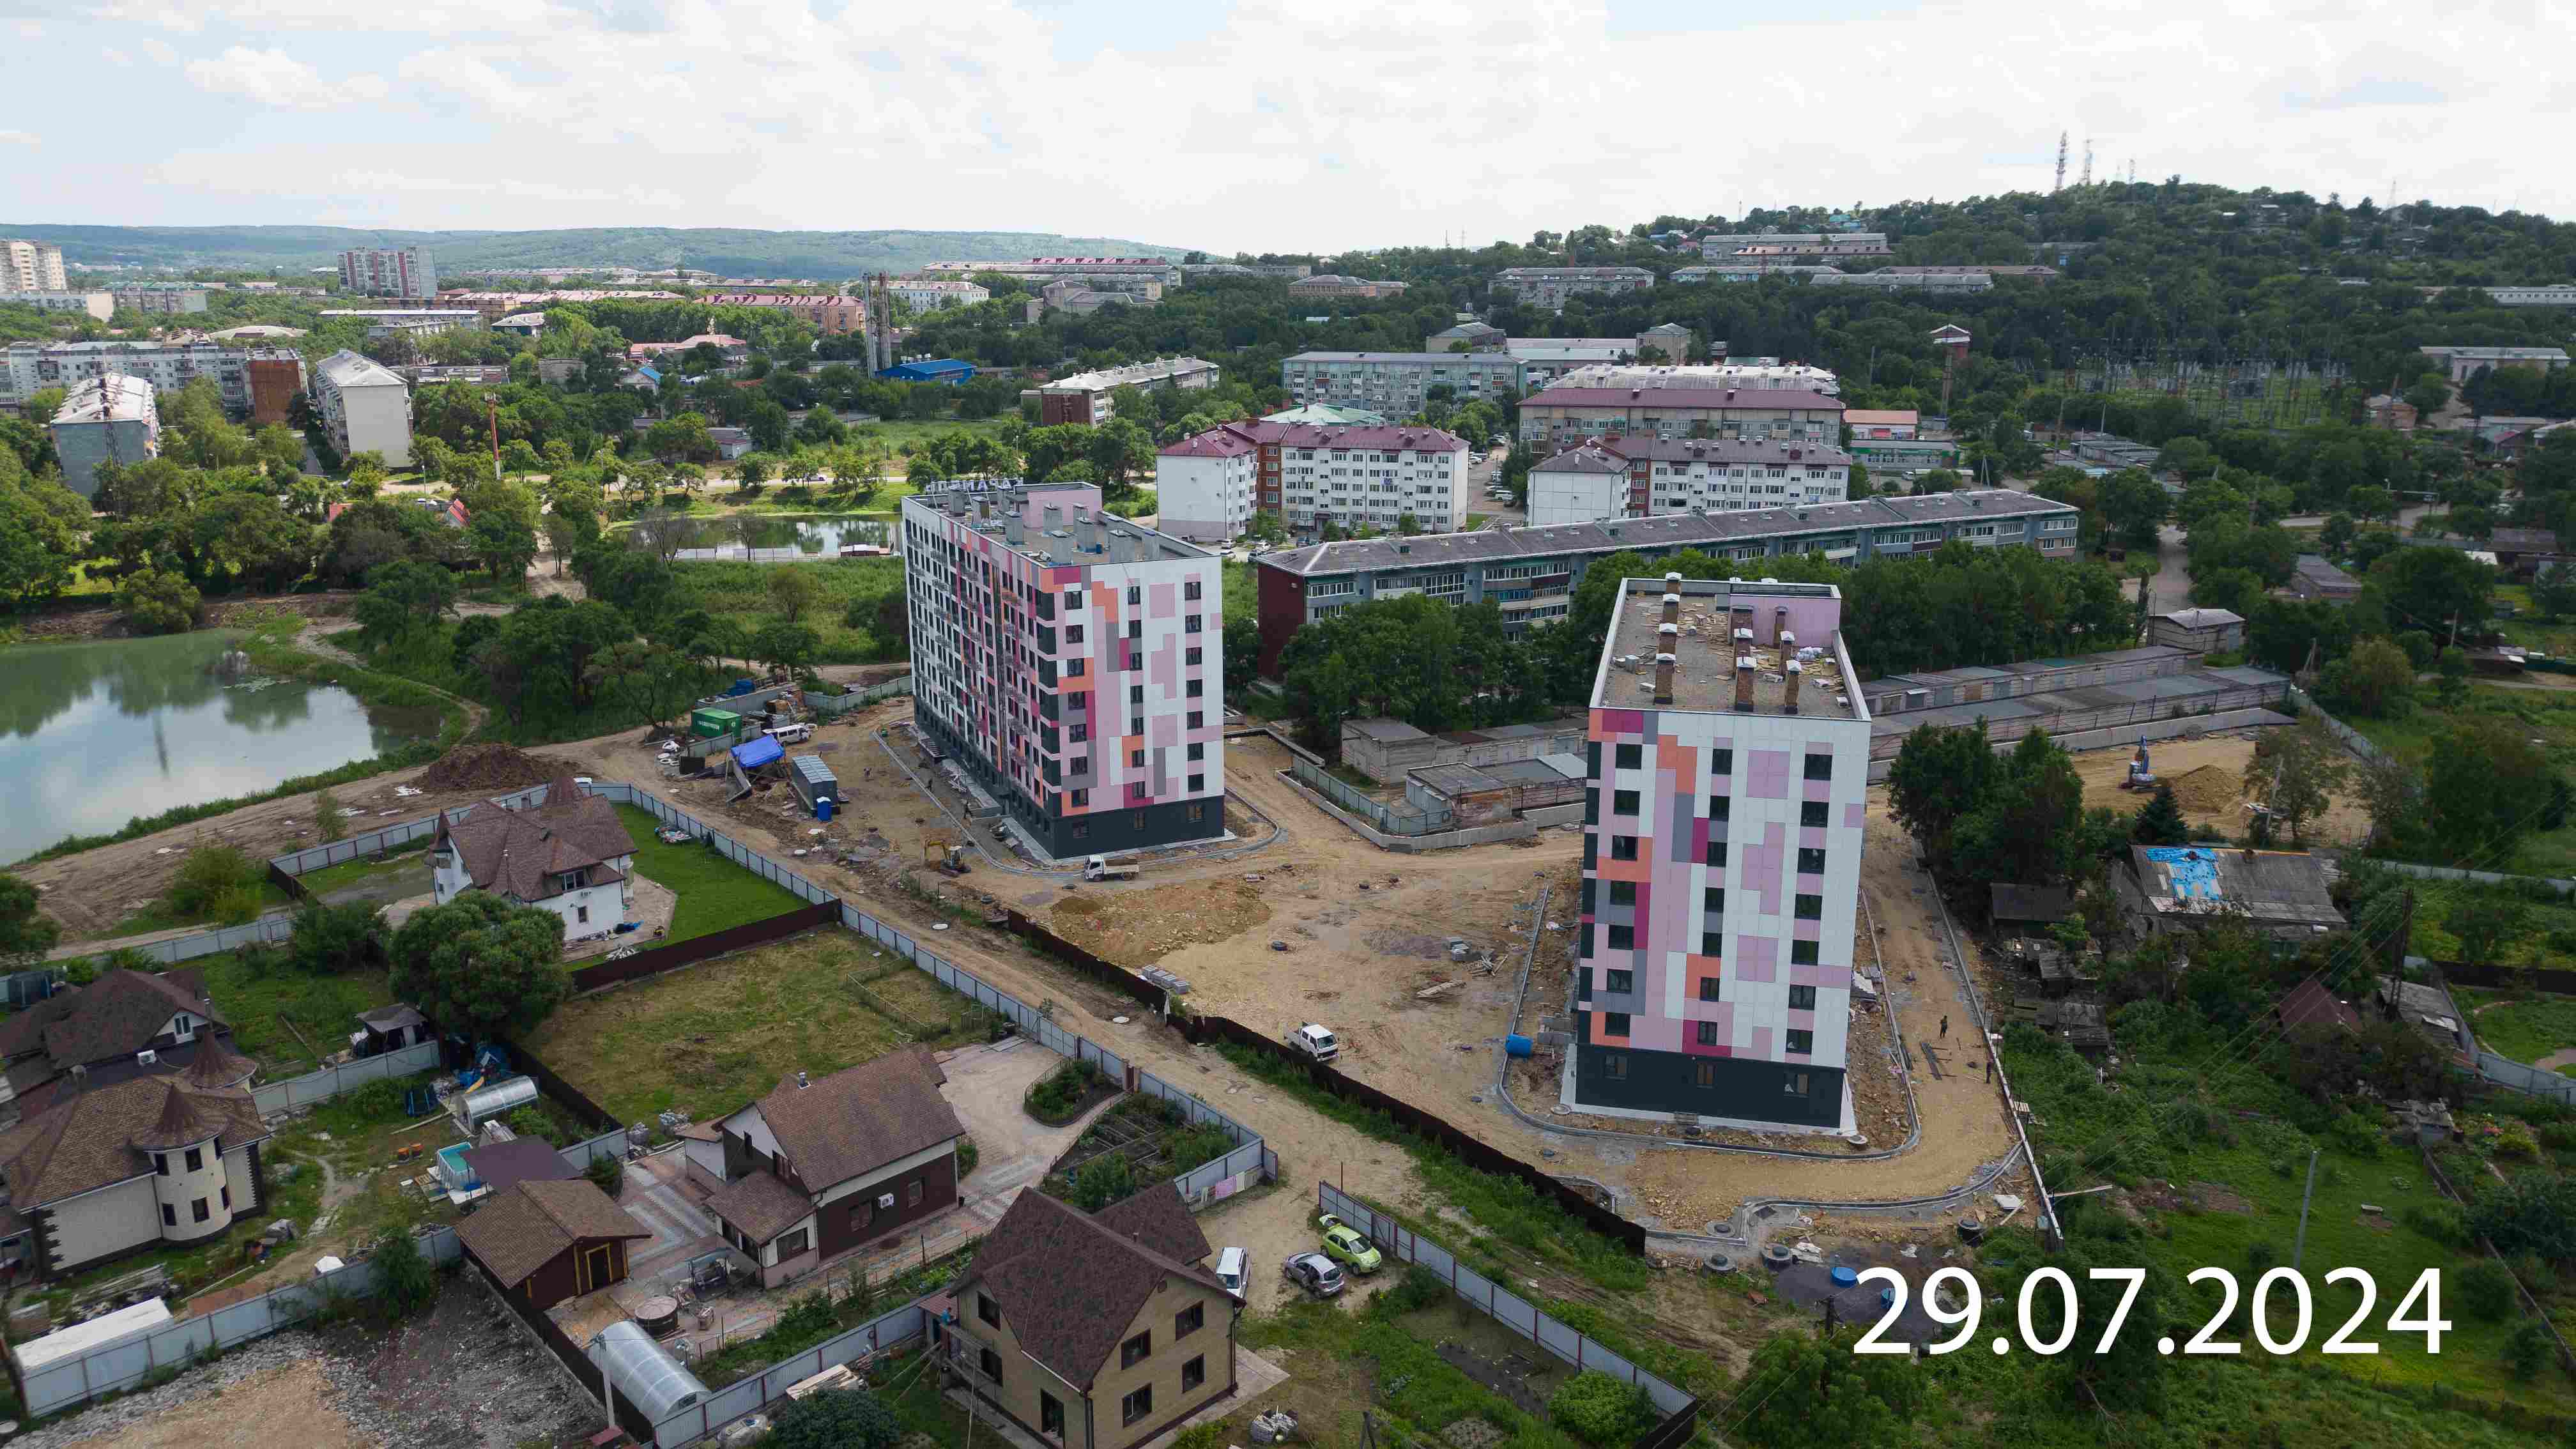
[2071,730,2370,845]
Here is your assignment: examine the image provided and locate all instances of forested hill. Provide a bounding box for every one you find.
[0,226,1197,277]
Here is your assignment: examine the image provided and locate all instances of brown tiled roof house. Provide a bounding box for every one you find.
[702,1048,967,1287]
[949,1184,1240,1449]
[454,1177,652,1312]
[0,969,249,1128]
[0,1074,271,1278]
[429,774,638,939]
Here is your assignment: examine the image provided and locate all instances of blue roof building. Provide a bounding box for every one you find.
[876,358,977,385]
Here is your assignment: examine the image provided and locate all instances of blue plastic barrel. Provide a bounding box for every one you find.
[1505,1034,1534,1058]
[1830,1266,1858,1287]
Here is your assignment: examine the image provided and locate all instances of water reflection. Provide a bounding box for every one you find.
[0,632,439,862]
[668,516,897,561]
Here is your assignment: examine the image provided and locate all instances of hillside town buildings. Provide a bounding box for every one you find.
[1157,421,1471,539]
[1517,383,1845,447]
[1700,232,1890,260]
[1491,266,1655,310]
[0,291,112,319]
[0,341,270,412]
[1287,275,1408,300]
[3,239,68,293]
[1034,356,1218,425]
[309,349,415,466]
[902,483,1225,857]
[337,245,438,300]
[890,279,992,310]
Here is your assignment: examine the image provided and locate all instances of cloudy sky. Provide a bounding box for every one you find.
[1,1,2569,254]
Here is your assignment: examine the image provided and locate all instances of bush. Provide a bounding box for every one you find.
[2506,1322,2554,1381]
[167,844,264,919]
[315,788,346,843]
[2458,1259,2518,1321]
[285,899,387,975]
[1548,1369,1656,1445]
[956,1135,979,1179]
[370,1229,438,1321]
[1173,1424,1227,1449]
[345,1077,408,1125]
[1368,1263,1450,1321]
[1068,1153,1136,1211]
[766,1385,903,1449]
[2403,1202,2472,1249]
[1026,1060,1106,1123]
[585,1151,625,1199]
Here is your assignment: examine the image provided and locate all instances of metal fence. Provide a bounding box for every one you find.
[649,1300,933,1447]
[1315,1183,1696,1420]
[589,785,837,905]
[2287,684,2386,761]
[17,1227,464,1418]
[248,1040,441,1116]
[2479,1048,2576,1105]
[100,912,298,966]
[808,675,912,717]
[1288,755,1455,834]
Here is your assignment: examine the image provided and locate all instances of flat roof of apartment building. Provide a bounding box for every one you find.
[1596,577,1861,718]
[1521,383,1843,411]
[906,483,1212,565]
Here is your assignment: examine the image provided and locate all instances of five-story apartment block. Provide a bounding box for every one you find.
[1575,575,1871,1130]
[903,485,1225,859]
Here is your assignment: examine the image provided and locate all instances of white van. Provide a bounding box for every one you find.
[767,723,816,745]
[1215,1246,1247,1300]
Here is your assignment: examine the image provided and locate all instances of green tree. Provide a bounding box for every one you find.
[2434,648,2471,708]
[585,638,693,730]
[2425,716,2555,858]
[767,565,822,622]
[2372,542,2494,643]
[2322,637,2415,717]
[749,620,821,678]
[387,891,571,1039]
[2402,374,2451,422]
[1547,1371,1655,1445]
[2534,562,2576,619]
[1731,1328,1926,1448]
[368,1228,439,1321]
[2131,783,2189,845]
[286,899,387,974]
[115,567,201,635]
[354,558,458,643]
[765,1388,904,1449]
[1886,723,1998,865]
[2098,470,2168,552]
[2469,1171,2576,1264]
[2244,713,2346,843]
[1068,1153,1137,1211]
[2448,896,2531,969]
[0,875,61,972]
[466,509,538,585]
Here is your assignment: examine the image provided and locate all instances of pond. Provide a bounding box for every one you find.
[0,632,443,863]
[666,514,898,562]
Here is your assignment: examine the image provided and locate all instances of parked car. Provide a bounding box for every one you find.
[1283,1023,1339,1062]
[1316,1213,1382,1274]
[1215,1246,1248,1300]
[1282,1252,1346,1298]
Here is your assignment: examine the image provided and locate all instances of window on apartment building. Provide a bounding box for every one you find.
[1067,625,1085,643]
[1122,1331,1153,1369]
[1605,969,1634,994]
[162,1203,176,1227]
[1701,926,1726,956]
[1184,580,1202,601]
[1130,748,1145,767]
[1188,710,1204,728]
[1607,880,1636,906]
[1607,924,1634,950]
[1600,1052,1628,1080]
[1794,894,1823,920]
[1602,1012,1632,1037]
[1799,801,1828,828]
[1784,1071,1811,1096]
[1612,788,1639,816]
[1699,976,1722,1002]
[1071,723,1089,744]
[1126,586,1142,606]
[1129,685,1144,705]
[1188,802,1207,823]
[1177,1302,1204,1338]
[1071,824,1089,840]
[1791,940,1819,966]
[1703,888,1725,914]
[1614,743,1641,769]
[1785,1029,1814,1056]
[1127,618,1142,640]
[1067,658,1085,678]
[154,1153,169,1176]
[192,1198,210,1223]
[1802,753,1833,781]
[908,1178,924,1206]
[1705,841,1727,868]
[1184,647,1200,665]
[1694,1061,1718,1088]
[1133,811,1147,831]
[1706,795,1730,821]
[1610,835,1638,861]
[1123,1386,1154,1426]
[1185,613,1203,634]
[978,1347,1005,1384]
[1071,788,1089,807]
[1187,742,1204,761]
[1696,1021,1721,1047]
[1064,590,1082,611]
[1183,1354,1207,1392]
[1797,847,1827,875]
[1789,985,1818,1010]
[1186,679,1202,698]
[1711,748,1734,776]
[1188,774,1204,792]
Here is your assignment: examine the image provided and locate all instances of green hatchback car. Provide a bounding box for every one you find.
[1316,1213,1383,1274]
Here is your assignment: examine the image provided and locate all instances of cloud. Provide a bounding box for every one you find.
[2287,78,2450,111]
[0,129,36,146]
[182,45,390,110]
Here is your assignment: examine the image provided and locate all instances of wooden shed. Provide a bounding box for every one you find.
[454,1178,652,1313]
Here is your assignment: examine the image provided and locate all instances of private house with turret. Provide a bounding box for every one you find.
[431,774,639,937]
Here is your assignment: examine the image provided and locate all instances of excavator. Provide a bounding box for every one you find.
[2118,742,2158,792]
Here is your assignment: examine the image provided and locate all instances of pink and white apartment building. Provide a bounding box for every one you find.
[1574,575,1870,1131]
[901,484,1225,859]
[1154,421,1471,541]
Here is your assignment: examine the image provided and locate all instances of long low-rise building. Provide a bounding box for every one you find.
[922,256,1179,284]
[1282,350,1522,415]
[2486,285,2576,307]
[2418,344,2571,382]
[1807,272,1993,293]
[1528,437,1853,526]
[318,309,486,337]
[1491,266,1655,310]
[1,290,113,319]
[1252,489,2082,673]
[0,341,266,412]
[1287,275,1407,300]
[1550,362,1839,395]
[1033,356,1218,425]
[1672,264,1845,284]
[1519,383,1843,447]
[436,289,687,319]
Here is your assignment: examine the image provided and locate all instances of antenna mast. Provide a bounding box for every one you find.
[2079,139,2094,188]
[2053,132,2068,193]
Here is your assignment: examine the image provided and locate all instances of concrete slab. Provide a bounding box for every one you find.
[1136,1347,1292,1449]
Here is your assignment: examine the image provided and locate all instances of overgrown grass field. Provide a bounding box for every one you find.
[2342,682,2576,875]
[668,556,908,664]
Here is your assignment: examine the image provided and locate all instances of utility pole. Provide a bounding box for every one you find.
[2291,1148,2320,1270]
[487,392,503,483]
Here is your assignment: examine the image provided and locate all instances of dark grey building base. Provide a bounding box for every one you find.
[1570,1034,1847,1130]
[912,708,1223,859]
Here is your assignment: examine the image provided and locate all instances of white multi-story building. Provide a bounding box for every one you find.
[337,246,438,299]
[0,341,259,411]
[1549,362,1840,395]
[49,374,159,498]
[1280,351,1521,416]
[318,308,485,339]
[3,240,68,293]
[1153,427,1261,543]
[1572,575,1870,1131]
[891,279,992,310]
[1672,264,1846,284]
[1807,271,1993,293]
[1699,232,1890,260]
[2485,285,2576,307]
[901,483,1224,859]
[1268,424,1471,533]
[1491,266,1655,311]
[1528,438,1853,527]
[110,286,210,315]
[921,257,1179,285]
[0,291,112,319]
[310,349,414,466]
[1033,356,1218,425]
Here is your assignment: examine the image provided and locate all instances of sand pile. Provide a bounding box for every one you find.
[2161,763,2242,815]
[416,742,566,793]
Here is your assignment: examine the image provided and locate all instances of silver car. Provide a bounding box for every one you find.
[1282,1251,1346,1298]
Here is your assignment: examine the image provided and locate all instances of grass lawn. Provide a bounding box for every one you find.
[667,556,908,664]
[523,932,988,1123]
[1223,556,1255,622]
[611,803,808,944]
[187,950,399,1076]
[847,416,1014,452]
[291,838,432,898]
[2452,988,2576,1065]
[99,880,296,941]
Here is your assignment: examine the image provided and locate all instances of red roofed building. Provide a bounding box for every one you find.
[1517,384,1843,449]
[1156,421,1471,538]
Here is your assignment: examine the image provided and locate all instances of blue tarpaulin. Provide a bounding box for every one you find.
[731,733,785,770]
[2143,845,2222,900]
